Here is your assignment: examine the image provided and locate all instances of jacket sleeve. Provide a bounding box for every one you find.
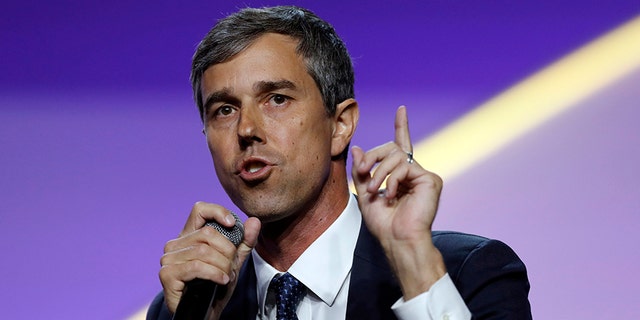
[146,291,172,320]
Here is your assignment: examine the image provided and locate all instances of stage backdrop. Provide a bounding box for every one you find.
[1,1,639,319]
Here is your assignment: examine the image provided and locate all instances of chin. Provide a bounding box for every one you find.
[238,197,302,224]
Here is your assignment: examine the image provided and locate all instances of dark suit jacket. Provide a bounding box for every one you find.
[147,223,532,319]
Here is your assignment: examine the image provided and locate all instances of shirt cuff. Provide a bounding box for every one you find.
[391,273,471,320]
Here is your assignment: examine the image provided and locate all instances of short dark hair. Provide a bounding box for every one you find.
[191,5,355,121]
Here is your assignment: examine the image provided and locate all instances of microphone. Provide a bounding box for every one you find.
[172,212,244,320]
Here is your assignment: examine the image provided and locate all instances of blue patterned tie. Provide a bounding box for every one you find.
[271,273,306,320]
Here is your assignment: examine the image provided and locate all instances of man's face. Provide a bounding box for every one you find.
[200,33,336,222]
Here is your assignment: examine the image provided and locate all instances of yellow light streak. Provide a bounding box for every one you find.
[413,15,640,182]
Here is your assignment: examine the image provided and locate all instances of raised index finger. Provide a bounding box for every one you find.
[394,105,412,153]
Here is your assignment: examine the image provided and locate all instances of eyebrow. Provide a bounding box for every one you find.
[202,80,298,111]
[254,80,297,93]
[203,88,237,112]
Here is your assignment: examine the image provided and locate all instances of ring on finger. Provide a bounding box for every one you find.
[406,151,414,164]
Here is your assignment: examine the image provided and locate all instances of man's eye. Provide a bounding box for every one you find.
[270,94,288,105]
[216,105,235,116]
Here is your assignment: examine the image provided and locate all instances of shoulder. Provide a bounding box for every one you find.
[432,231,523,273]
[432,230,492,252]
[432,231,532,319]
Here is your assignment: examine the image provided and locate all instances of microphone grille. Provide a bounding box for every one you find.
[204,211,244,247]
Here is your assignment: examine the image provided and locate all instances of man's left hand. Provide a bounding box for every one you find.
[351,106,447,300]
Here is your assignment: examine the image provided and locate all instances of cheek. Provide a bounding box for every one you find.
[207,136,234,166]
[285,119,328,147]
[289,123,332,162]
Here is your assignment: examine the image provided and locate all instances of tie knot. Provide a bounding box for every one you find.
[271,273,306,320]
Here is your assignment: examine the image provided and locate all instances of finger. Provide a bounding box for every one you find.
[394,106,412,153]
[159,259,231,312]
[165,225,237,258]
[365,148,407,193]
[159,266,184,313]
[181,202,236,236]
[384,162,413,199]
[351,146,373,196]
[353,142,397,175]
[161,244,233,277]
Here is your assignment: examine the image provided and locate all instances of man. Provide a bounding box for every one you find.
[148,5,531,320]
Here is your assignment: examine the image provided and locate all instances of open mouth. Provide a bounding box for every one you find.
[238,158,273,182]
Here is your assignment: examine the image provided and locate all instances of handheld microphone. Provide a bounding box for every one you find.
[172,212,244,320]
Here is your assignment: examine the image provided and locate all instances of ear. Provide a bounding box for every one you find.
[331,98,359,157]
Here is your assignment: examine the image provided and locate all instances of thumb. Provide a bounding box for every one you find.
[235,217,261,268]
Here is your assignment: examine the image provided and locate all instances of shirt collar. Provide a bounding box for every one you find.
[253,194,361,311]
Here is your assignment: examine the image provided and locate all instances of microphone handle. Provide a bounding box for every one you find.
[172,278,220,320]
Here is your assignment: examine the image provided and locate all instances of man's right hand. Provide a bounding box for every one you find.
[159,202,261,319]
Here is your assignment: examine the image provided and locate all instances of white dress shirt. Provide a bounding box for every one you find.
[252,194,471,319]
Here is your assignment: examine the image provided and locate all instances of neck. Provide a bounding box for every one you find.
[255,162,350,271]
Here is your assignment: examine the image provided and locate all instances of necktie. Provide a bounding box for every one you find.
[270,272,306,320]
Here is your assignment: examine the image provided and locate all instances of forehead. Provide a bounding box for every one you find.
[201,33,314,94]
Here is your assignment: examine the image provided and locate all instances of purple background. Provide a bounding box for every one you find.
[1,1,639,318]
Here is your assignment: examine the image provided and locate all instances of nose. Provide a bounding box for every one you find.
[237,105,264,148]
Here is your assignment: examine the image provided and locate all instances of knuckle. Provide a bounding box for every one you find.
[158,265,174,283]
[433,172,443,185]
[160,253,170,267]
[192,201,206,212]
[200,225,216,237]
[193,243,210,256]
[164,238,178,253]
[427,172,443,189]
[184,259,203,275]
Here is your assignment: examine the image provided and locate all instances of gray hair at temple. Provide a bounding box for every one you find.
[190,5,355,121]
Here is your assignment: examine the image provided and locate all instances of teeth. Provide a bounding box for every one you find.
[247,163,264,173]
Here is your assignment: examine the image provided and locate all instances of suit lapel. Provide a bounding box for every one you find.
[345,222,402,320]
[220,254,259,320]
